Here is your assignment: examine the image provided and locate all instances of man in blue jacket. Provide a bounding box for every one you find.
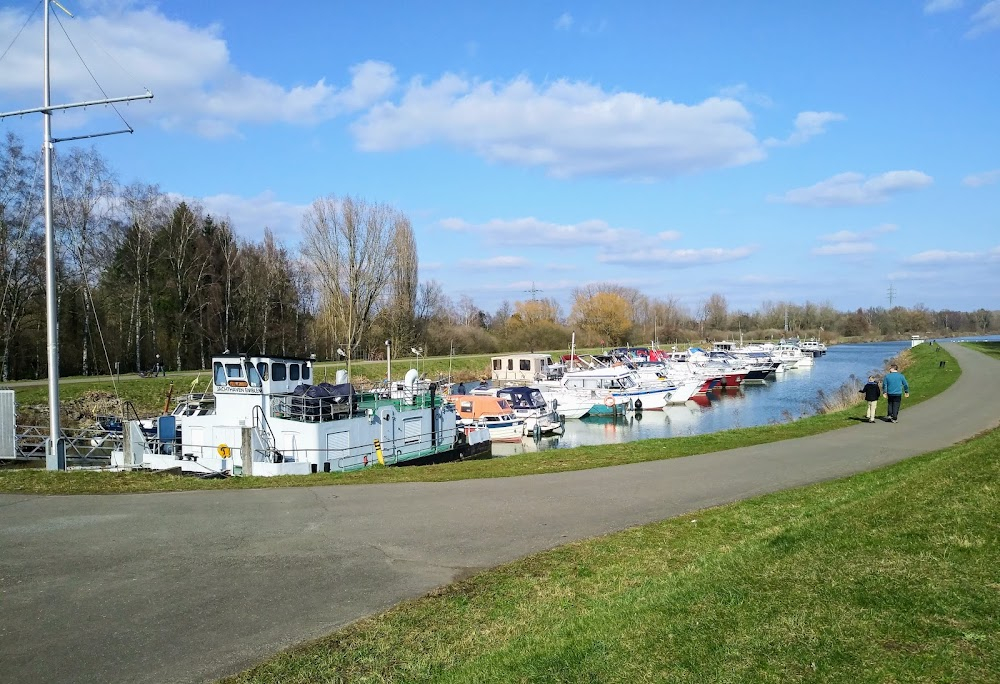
[882,364,909,423]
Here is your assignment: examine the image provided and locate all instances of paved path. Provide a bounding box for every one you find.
[2,344,997,684]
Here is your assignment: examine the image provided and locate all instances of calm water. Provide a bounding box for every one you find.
[491,339,970,457]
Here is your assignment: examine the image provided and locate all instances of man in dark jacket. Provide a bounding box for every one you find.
[859,375,881,423]
[882,364,910,423]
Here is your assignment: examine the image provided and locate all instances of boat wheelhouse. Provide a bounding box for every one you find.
[448,394,525,442]
[491,353,556,384]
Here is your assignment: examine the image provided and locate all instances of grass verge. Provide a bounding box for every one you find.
[0,343,960,495]
[223,424,1000,684]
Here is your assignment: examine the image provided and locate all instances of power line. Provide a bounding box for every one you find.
[525,282,542,301]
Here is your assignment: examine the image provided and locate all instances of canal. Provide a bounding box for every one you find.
[492,340,915,457]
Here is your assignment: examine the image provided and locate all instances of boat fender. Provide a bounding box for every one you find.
[634,399,643,411]
[604,396,615,408]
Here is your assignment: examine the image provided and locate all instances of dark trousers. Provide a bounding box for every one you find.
[887,394,902,420]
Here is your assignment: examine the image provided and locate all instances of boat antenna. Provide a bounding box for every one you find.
[0,0,154,470]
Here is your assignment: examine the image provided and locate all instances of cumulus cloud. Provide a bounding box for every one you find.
[0,6,397,137]
[598,246,757,267]
[440,217,642,246]
[772,171,933,206]
[969,0,1000,36]
[555,12,574,30]
[459,255,530,268]
[765,111,845,147]
[924,0,963,13]
[352,74,766,179]
[963,169,1000,187]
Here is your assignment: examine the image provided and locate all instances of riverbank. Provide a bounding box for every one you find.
[0,343,957,494]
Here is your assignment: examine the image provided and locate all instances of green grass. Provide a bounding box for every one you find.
[0,343,959,494]
[222,423,1000,684]
[962,341,1000,360]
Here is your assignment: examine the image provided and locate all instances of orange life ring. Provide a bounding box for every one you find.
[604,396,615,408]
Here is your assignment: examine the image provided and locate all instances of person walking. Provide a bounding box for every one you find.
[859,375,881,423]
[882,363,909,423]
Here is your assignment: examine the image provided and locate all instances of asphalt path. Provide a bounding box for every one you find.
[2,343,998,684]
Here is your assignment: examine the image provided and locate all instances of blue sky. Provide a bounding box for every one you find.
[2,0,998,316]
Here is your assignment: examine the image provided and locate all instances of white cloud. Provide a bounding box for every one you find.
[353,74,766,179]
[812,242,877,256]
[969,0,1000,36]
[963,169,1000,187]
[772,171,933,206]
[555,12,574,31]
[904,249,987,264]
[818,223,898,242]
[765,111,845,147]
[924,0,963,13]
[440,217,641,247]
[0,7,397,137]
[459,255,530,268]
[657,230,683,241]
[598,246,757,267]
[718,83,773,108]
[186,191,310,241]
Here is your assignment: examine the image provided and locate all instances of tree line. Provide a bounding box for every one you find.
[1,132,995,381]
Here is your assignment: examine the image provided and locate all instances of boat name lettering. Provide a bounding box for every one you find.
[216,385,263,395]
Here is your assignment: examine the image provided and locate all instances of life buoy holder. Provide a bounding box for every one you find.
[604,396,615,408]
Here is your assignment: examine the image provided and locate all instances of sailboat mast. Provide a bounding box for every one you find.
[42,0,65,469]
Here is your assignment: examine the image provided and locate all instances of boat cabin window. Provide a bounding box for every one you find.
[493,359,501,370]
[519,359,531,371]
[272,362,286,381]
[302,364,311,380]
[226,363,242,378]
[256,362,269,381]
[290,363,300,381]
[244,362,262,388]
[507,359,513,370]
[498,399,511,410]
[460,401,473,413]
[213,362,226,386]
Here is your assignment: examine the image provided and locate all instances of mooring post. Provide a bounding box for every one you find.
[241,426,253,476]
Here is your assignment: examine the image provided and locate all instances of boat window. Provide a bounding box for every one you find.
[213,362,226,386]
[244,362,262,388]
[226,363,242,378]
[460,401,473,413]
[507,359,513,370]
[302,364,311,380]
[498,399,511,410]
[289,363,300,381]
[272,362,286,381]
[256,362,269,381]
[519,359,531,371]
[493,359,501,370]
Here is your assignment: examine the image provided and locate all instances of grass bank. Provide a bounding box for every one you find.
[223,422,1000,683]
[962,340,1000,360]
[0,343,958,494]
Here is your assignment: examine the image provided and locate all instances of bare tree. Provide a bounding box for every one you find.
[302,195,400,374]
[0,133,43,381]
[54,146,116,375]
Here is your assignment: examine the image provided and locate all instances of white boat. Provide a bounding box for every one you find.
[538,365,673,414]
[494,386,565,435]
[448,394,525,443]
[112,354,490,476]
